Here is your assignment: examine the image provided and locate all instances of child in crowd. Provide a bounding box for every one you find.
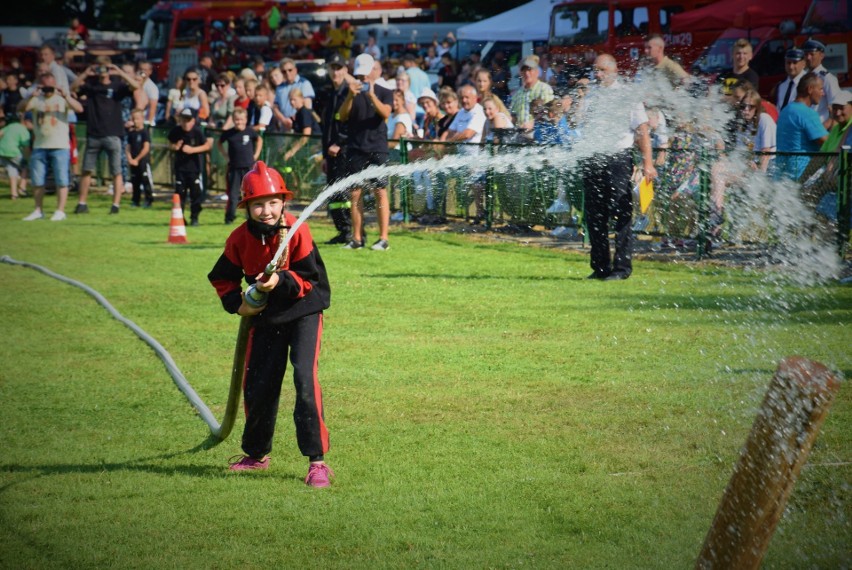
[283,88,321,161]
[534,99,576,146]
[167,108,212,225]
[125,109,153,208]
[217,107,262,224]
[207,161,333,487]
[250,84,273,132]
[0,114,31,200]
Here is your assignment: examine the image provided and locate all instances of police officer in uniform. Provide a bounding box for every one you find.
[319,53,352,244]
[774,48,806,112]
[802,38,840,127]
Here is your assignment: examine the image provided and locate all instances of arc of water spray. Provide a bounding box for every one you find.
[0,255,243,441]
[277,77,733,254]
[279,146,560,252]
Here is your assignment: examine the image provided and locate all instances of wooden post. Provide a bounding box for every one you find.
[696,357,841,569]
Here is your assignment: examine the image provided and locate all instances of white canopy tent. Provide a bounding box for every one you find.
[456,0,553,42]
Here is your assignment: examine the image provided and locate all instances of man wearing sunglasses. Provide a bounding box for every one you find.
[71,55,141,215]
[273,58,315,132]
[21,72,84,222]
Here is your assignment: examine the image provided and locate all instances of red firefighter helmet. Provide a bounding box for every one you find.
[237,161,293,207]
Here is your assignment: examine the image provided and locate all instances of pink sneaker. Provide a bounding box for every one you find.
[305,463,334,487]
[228,455,270,471]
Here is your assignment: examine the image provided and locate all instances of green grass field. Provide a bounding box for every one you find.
[1,193,849,568]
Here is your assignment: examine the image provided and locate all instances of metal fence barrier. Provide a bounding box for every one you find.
[73,123,850,258]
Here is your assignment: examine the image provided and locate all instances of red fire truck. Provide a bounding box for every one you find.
[684,0,851,98]
[548,0,722,71]
[138,0,438,84]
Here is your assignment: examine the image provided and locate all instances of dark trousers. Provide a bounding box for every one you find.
[130,163,154,206]
[174,171,204,221]
[326,152,351,236]
[226,166,250,223]
[583,151,634,277]
[242,312,329,459]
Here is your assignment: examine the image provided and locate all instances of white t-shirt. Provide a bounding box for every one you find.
[737,113,777,154]
[620,108,649,149]
[403,89,418,120]
[142,78,159,104]
[754,112,777,151]
[581,80,649,150]
[258,102,273,129]
[448,104,486,144]
[387,112,413,139]
[168,88,182,106]
[449,103,486,156]
[611,81,649,150]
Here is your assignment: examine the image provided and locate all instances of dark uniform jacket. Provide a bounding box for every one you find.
[208,211,331,326]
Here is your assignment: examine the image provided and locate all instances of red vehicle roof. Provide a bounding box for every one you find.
[671,0,811,32]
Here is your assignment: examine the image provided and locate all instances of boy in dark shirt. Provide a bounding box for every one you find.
[125,109,153,207]
[168,108,212,225]
[217,107,262,224]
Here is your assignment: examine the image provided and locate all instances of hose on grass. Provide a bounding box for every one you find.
[1,255,244,441]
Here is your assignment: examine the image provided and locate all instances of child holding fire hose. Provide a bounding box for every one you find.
[207,161,333,487]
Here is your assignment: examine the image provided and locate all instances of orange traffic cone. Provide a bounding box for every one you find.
[168,193,188,244]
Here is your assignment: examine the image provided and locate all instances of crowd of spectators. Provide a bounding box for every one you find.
[0,21,849,254]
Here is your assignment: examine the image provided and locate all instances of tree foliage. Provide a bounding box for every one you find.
[2,0,148,33]
[5,0,526,31]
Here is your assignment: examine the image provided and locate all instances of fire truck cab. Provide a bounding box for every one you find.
[139,1,281,85]
[548,0,719,71]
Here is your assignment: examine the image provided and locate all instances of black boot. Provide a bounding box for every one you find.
[326,204,352,244]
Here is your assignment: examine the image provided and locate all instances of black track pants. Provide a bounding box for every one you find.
[241,312,329,459]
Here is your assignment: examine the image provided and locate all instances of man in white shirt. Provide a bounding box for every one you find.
[441,84,487,221]
[775,48,806,111]
[441,85,485,146]
[802,39,840,128]
[137,61,160,125]
[38,44,74,94]
[583,54,656,281]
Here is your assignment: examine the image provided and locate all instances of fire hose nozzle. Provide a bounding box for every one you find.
[244,262,278,309]
[244,283,269,309]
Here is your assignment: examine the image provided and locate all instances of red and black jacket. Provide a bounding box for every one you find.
[208,212,331,326]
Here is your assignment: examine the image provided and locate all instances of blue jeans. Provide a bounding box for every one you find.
[30,148,70,188]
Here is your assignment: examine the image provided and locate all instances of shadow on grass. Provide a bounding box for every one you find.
[0,438,226,487]
[368,272,571,282]
[636,290,848,326]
